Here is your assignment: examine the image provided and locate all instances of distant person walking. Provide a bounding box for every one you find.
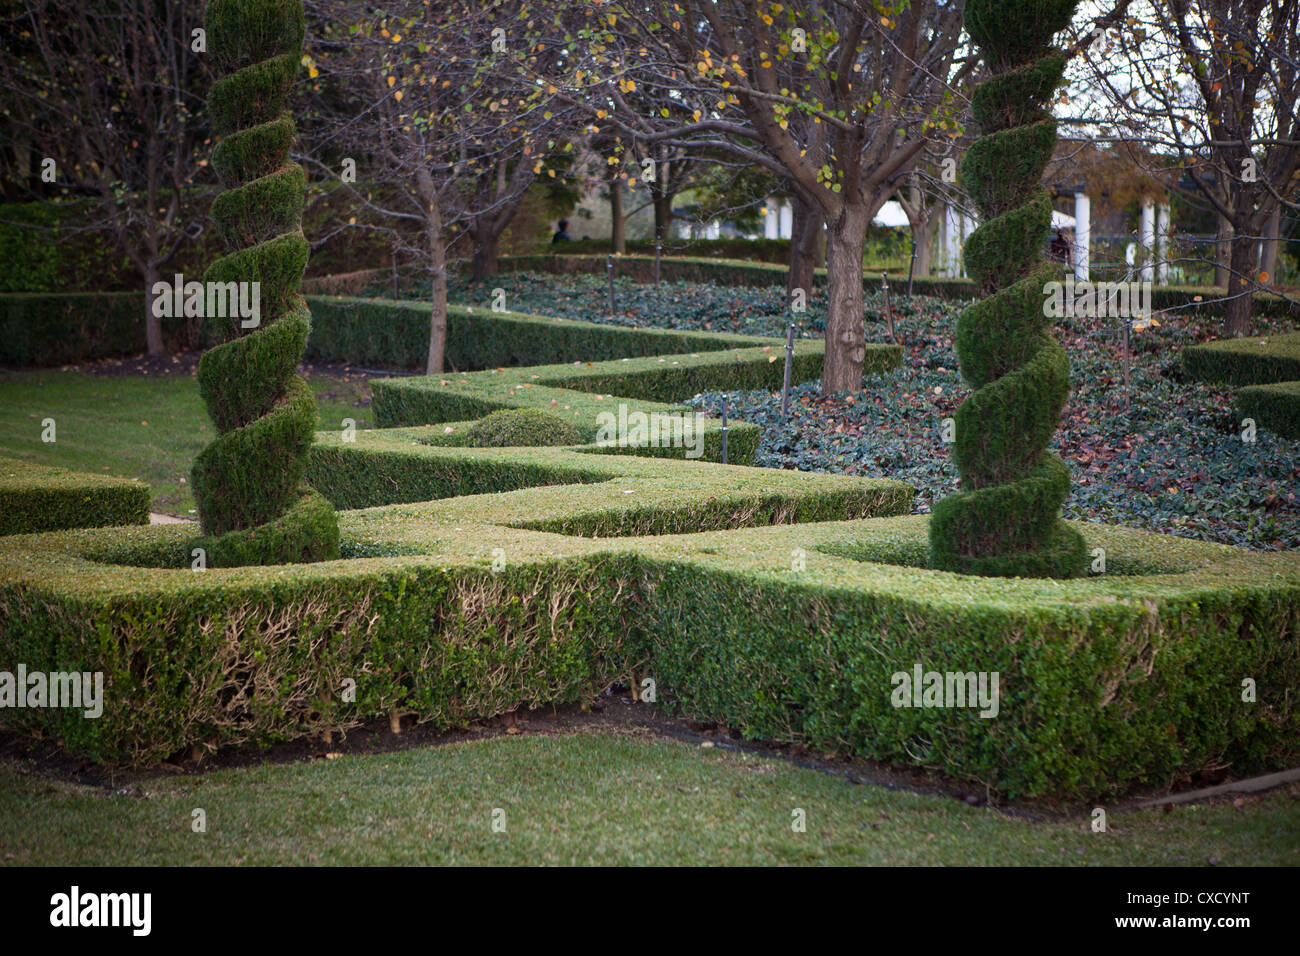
[551,219,572,244]
[1049,229,1072,265]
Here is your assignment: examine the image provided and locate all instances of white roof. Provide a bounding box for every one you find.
[873,200,910,228]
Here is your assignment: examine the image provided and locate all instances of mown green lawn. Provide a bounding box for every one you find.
[0,370,370,514]
[2,733,1296,866]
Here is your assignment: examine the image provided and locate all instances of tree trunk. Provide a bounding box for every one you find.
[1259,202,1281,282]
[471,230,499,281]
[812,215,827,268]
[143,261,166,357]
[913,220,934,278]
[821,204,870,393]
[787,193,821,299]
[652,193,673,240]
[427,236,448,375]
[1224,228,1256,337]
[609,174,625,254]
[1213,213,1232,288]
[416,169,447,374]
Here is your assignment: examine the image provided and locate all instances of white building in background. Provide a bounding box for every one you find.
[937,203,976,278]
[763,199,793,239]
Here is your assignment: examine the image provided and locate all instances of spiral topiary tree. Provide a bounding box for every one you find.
[928,0,1087,578]
[190,0,338,566]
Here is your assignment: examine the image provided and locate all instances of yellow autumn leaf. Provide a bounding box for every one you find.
[387,75,395,86]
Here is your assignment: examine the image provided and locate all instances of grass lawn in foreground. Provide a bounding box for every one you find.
[0,369,371,515]
[2,733,1296,866]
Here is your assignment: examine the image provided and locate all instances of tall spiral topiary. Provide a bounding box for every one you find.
[928,0,1087,578]
[190,0,338,566]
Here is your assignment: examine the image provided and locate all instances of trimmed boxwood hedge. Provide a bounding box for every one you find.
[0,293,198,367]
[1,485,1295,799]
[1183,333,1300,439]
[369,344,840,422]
[0,458,150,535]
[363,336,874,467]
[1237,381,1300,440]
[2,294,1296,799]
[304,295,773,370]
[3,280,1293,370]
[1182,332,1300,388]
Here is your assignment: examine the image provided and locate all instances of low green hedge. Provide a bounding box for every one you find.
[2,488,1295,799]
[1237,381,1300,440]
[0,290,770,370]
[0,293,199,367]
[2,292,1296,799]
[1182,332,1300,387]
[0,458,150,535]
[304,295,771,370]
[7,280,1289,370]
[368,339,888,430]
[638,517,1300,799]
[0,447,912,766]
[363,335,881,467]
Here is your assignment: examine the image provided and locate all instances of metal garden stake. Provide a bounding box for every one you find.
[721,396,729,465]
[781,323,795,415]
[883,271,898,344]
[607,254,615,317]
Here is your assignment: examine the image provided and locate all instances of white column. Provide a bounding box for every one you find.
[961,211,977,279]
[764,201,779,240]
[779,201,793,240]
[1155,204,1170,285]
[706,220,720,240]
[943,202,962,277]
[1073,192,1090,282]
[936,204,949,276]
[1139,199,1155,283]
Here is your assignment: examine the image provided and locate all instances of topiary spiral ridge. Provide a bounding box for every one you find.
[928,0,1087,578]
[189,0,338,567]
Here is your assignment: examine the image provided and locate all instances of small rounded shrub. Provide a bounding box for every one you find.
[465,408,583,447]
